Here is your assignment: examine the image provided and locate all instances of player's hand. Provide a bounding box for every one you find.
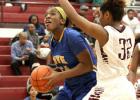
[42,71,65,88]
[127,70,136,85]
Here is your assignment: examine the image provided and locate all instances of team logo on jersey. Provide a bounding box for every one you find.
[53,55,69,70]
[88,87,104,100]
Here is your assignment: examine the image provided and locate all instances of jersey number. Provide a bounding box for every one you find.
[118,38,132,60]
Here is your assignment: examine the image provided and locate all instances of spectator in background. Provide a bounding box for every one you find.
[11,32,36,75]
[24,86,40,100]
[92,6,100,24]
[11,24,39,49]
[26,24,39,49]
[122,9,140,33]
[23,14,46,37]
[40,34,51,48]
[26,24,51,60]
[36,34,51,60]
[122,9,140,45]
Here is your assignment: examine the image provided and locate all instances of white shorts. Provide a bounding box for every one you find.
[83,76,137,100]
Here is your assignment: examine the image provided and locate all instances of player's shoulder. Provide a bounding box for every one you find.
[104,25,133,32]
[104,26,114,33]
[65,27,81,37]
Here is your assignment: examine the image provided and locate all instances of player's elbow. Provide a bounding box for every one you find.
[83,61,94,72]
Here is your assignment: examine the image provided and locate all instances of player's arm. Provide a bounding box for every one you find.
[59,0,108,47]
[128,44,140,84]
[61,49,95,79]
[43,49,95,88]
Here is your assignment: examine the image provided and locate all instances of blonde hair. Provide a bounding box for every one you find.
[18,32,28,38]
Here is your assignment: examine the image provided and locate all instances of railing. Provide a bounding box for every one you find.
[1,0,139,23]
[0,0,59,22]
[0,0,83,23]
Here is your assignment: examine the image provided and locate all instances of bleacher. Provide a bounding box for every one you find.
[0,0,94,24]
[0,36,29,99]
[0,29,48,99]
[0,0,91,99]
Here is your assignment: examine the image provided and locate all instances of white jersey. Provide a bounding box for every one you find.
[83,25,136,100]
[95,25,135,82]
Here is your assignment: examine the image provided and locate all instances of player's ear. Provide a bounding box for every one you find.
[104,11,112,21]
[104,11,110,18]
[60,19,66,25]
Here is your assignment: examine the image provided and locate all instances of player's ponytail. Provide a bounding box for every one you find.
[112,0,125,8]
[100,0,125,21]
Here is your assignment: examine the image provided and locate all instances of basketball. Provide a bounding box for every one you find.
[31,65,54,93]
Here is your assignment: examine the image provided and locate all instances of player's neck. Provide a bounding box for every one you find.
[111,22,125,32]
[53,27,65,41]
[111,22,122,30]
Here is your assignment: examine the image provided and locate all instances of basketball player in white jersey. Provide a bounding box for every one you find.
[58,0,137,99]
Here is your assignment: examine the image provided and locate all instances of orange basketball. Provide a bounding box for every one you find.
[31,65,54,93]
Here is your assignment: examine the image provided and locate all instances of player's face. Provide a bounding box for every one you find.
[44,8,64,32]
[99,11,111,27]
